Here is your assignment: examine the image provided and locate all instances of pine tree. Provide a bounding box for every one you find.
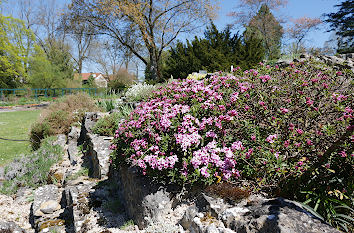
[164,22,265,79]
[325,0,353,53]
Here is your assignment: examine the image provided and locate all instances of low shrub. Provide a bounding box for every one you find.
[125,82,157,102]
[30,92,98,149]
[111,60,353,230]
[92,105,134,136]
[0,137,63,195]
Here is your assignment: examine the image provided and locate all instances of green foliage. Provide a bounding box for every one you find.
[164,22,264,79]
[245,4,283,60]
[83,76,97,88]
[92,105,134,136]
[45,39,74,81]
[97,99,116,112]
[325,0,353,53]
[28,45,67,88]
[0,14,34,88]
[0,137,63,195]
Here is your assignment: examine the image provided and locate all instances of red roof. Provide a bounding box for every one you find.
[74,73,103,81]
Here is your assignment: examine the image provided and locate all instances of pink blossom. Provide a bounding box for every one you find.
[274,152,280,159]
[245,148,253,159]
[206,131,217,138]
[284,140,290,148]
[339,151,347,157]
[280,108,289,114]
[266,134,277,143]
[259,75,271,82]
[306,98,314,106]
[231,141,244,151]
[296,129,303,135]
[200,166,210,178]
[218,105,226,111]
[306,139,313,145]
[251,135,256,141]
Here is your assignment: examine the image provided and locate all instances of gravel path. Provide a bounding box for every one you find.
[0,103,49,112]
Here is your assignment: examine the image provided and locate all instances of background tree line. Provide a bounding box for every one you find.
[0,0,352,87]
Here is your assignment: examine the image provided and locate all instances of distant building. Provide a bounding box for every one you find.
[74,73,108,88]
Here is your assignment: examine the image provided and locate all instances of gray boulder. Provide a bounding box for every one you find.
[67,126,81,165]
[84,134,112,179]
[0,221,25,233]
[110,166,174,229]
[183,195,341,233]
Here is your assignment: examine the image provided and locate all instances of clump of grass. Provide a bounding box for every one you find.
[30,93,98,149]
[92,104,134,136]
[66,167,89,181]
[0,136,63,195]
[120,220,135,230]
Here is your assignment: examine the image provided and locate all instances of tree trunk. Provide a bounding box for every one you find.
[149,49,161,81]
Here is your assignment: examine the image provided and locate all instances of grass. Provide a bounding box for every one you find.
[0,110,40,166]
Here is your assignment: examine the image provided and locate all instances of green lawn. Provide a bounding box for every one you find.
[0,110,40,166]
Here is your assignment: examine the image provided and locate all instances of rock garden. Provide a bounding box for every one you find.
[0,56,353,233]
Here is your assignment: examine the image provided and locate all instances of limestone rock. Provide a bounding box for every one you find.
[81,112,109,135]
[39,200,61,214]
[85,134,112,179]
[53,134,66,148]
[0,221,25,233]
[181,205,199,230]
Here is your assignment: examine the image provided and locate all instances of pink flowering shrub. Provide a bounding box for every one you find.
[111,60,353,196]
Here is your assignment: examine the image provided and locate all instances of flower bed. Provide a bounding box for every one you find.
[111,60,352,201]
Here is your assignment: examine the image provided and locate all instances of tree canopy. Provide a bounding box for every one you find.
[67,0,218,81]
[325,0,353,53]
[0,14,34,88]
[163,23,264,79]
[244,4,283,60]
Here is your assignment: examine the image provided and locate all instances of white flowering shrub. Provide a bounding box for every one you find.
[125,82,157,102]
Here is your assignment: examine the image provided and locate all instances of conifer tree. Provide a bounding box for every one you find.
[164,22,265,79]
[325,0,353,53]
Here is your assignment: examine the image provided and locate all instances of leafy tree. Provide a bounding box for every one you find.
[287,17,322,55]
[325,0,354,53]
[244,4,283,59]
[0,14,34,88]
[28,45,66,88]
[164,23,264,79]
[28,40,74,88]
[45,39,74,81]
[67,0,218,82]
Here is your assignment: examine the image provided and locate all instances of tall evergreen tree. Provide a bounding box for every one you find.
[325,0,353,53]
[244,4,283,60]
[164,22,264,79]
